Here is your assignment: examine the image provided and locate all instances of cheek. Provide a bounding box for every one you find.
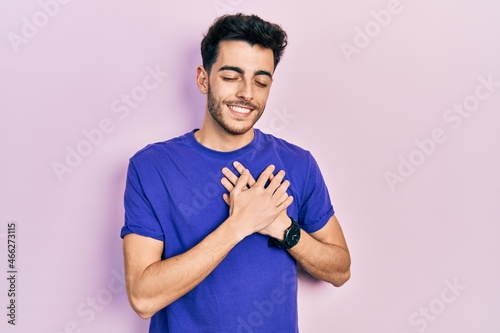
[256,89,271,105]
[212,86,232,102]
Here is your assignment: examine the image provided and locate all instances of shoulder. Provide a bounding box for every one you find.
[130,131,193,164]
[255,130,326,181]
[256,129,312,158]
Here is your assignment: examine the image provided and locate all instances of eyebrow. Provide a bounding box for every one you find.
[218,66,273,80]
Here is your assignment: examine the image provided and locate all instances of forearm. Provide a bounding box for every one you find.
[288,230,351,287]
[126,219,243,318]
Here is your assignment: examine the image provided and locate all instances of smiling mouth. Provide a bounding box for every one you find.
[228,104,253,114]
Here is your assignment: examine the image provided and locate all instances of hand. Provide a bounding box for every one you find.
[221,161,293,239]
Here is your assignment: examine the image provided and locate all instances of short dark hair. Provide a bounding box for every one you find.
[201,13,288,74]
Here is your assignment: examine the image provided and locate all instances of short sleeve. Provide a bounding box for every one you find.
[297,152,334,233]
[120,160,165,241]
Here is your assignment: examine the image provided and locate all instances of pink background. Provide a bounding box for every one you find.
[1,0,500,332]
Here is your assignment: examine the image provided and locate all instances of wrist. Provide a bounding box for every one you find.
[269,217,301,249]
[223,215,249,243]
[267,214,292,240]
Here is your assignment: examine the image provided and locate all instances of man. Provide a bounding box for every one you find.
[121,13,350,332]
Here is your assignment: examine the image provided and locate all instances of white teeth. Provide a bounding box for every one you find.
[230,105,251,114]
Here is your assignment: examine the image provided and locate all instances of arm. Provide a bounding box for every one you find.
[221,162,351,287]
[123,223,242,319]
[123,165,292,319]
[286,214,351,286]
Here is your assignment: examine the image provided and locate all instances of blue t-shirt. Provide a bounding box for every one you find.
[120,129,334,333]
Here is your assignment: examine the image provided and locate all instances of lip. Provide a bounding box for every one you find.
[227,104,254,117]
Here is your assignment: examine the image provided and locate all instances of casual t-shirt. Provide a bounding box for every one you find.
[121,129,334,333]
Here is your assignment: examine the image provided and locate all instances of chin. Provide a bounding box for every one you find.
[218,118,256,136]
[223,126,253,136]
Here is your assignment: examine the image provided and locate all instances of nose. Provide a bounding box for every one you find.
[236,79,254,101]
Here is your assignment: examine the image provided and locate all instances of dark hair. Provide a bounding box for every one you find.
[201,13,288,74]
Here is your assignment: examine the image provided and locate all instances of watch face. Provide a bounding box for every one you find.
[290,232,300,244]
[286,224,301,247]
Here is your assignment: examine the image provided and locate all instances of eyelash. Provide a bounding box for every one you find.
[222,77,268,88]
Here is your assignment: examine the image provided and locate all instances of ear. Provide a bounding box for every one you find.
[196,66,209,94]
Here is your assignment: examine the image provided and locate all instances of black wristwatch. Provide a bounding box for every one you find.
[269,217,301,249]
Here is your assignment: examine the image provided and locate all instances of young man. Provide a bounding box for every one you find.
[121,13,350,332]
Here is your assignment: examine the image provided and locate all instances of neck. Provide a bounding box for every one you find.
[194,115,255,152]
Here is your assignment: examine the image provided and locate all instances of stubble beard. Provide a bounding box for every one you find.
[207,85,265,136]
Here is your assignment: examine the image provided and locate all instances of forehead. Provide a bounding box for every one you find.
[213,40,274,74]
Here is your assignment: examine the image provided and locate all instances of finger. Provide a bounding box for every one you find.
[222,167,239,186]
[277,195,294,209]
[255,164,276,187]
[220,177,234,192]
[273,192,287,206]
[232,168,250,196]
[273,179,290,199]
[266,169,286,193]
[233,161,256,186]
[222,193,230,206]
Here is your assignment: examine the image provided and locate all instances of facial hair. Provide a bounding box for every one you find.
[207,84,265,136]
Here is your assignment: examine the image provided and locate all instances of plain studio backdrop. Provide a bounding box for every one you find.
[1,0,499,332]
